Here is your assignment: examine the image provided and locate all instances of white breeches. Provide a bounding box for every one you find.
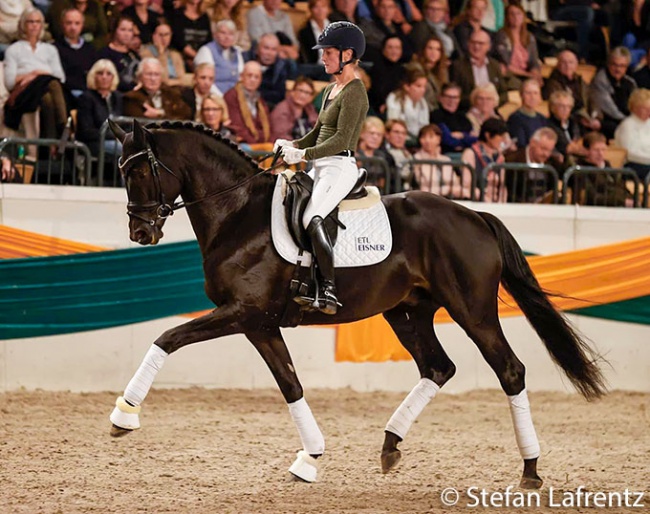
[302,156,359,228]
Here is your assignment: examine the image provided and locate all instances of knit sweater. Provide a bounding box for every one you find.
[614,114,650,165]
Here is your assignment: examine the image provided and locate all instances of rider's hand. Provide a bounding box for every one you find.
[273,139,294,153]
[282,146,306,165]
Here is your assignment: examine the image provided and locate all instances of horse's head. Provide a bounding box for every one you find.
[110,119,182,245]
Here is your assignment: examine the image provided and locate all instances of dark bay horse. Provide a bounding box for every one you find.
[108,119,606,488]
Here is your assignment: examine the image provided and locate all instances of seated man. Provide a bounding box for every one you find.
[410,0,457,57]
[54,8,96,100]
[450,29,507,109]
[223,61,272,145]
[589,47,638,140]
[359,0,413,63]
[123,57,192,120]
[181,63,222,122]
[254,33,297,110]
[452,0,494,56]
[194,20,245,96]
[506,80,548,149]
[429,82,477,153]
[504,126,564,203]
[246,0,299,60]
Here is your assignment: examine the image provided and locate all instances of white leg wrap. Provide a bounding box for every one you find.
[288,397,325,455]
[507,389,541,460]
[123,344,168,406]
[288,450,319,482]
[385,378,440,440]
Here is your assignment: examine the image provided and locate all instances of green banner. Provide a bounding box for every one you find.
[1,241,649,340]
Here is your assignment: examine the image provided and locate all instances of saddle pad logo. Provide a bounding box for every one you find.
[271,175,393,268]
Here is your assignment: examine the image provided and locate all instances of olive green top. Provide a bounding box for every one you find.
[293,78,369,161]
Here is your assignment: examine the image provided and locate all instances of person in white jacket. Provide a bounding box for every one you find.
[614,87,650,181]
[385,64,429,143]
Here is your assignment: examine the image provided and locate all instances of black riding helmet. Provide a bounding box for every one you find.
[312,21,366,74]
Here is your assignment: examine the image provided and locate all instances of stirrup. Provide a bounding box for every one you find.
[318,290,339,315]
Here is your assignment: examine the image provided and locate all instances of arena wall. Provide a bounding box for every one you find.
[1,184,649,394]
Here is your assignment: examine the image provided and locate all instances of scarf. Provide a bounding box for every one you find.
[235,82,269,142]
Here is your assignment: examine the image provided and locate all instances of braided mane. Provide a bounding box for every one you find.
[143,120,261,173]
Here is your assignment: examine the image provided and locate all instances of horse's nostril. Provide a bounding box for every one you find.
[132,229,149,243]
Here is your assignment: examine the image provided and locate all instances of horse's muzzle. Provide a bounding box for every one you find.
[130,225,162,245]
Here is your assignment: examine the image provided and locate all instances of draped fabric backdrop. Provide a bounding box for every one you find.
[1,226,649,361]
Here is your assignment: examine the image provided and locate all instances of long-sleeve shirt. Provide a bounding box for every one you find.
[3,40,65,91]
[385,92,429,139]
[614,114,650,165]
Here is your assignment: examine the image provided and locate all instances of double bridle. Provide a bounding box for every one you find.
[118,142,282,226]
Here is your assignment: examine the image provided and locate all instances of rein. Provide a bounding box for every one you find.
[119,144,284,226]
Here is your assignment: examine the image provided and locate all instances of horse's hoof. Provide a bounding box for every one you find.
[110,424,133,438]
[381,449,402,474]
[519,475,543,490]
[288,450,319,482]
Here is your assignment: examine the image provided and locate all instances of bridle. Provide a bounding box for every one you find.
[118,141,283,227]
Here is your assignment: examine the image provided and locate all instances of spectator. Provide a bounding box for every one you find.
[507,79,547,148]
[450,28,507,109]
[121,0,159,44]
[329,0,365,24]
[632,47,650,89]
[359,0,413,62]
[298,0,331,65]
[194,19,244,95]
[246,0,299,60]
[0,0,35,53]
[505,126,563,202]
[547,89,585,158]
[413,123,473,197]
[140,18,190,87]
[123,57,193,119]
[270,76,317,141]
[223,61,271,144]
[412,35,448,110]
[200,92,233,139]
[384,118,413,188]
[465,82,501,135]
[3,8,68,139]
[461,117,509,202]
[204,0,250,51]
[589,46,637,139]
[410,0,457,57]
[385,63,429,141]
[254,32,297,109]
[48,0,109,49]
[128,19,142,53]
[549,0,598,61]
[356,115,396,190]
[493,3,541,90]
[97,16,140,91]
[430,82,477,153]
[614,87,650,180]
[54,7,97,99]
[181,62,222,121]
[170,0,211,71]
[367,34,406,115]
[452,0,493,56]
[76,58,123,159]
[1,152,21,183]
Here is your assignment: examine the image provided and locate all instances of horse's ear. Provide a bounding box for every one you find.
[108,119,127,143]
[132,119,150,149]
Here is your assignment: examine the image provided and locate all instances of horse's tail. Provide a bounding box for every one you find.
[478,211,608,400]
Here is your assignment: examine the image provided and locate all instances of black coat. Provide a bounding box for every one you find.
[76,89,123,154]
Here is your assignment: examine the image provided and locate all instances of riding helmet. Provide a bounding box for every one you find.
[312,21,366,60]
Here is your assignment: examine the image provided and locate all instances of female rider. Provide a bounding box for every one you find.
[274,21,369,316]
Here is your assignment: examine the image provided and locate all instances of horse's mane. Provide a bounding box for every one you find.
[143,120,261,173]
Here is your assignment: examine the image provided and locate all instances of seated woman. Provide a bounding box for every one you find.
[461,117,510,202]
[76,59,123,159]
[270,76,318,141]
[356,116,396,192]
[547,90,585,160]
[385,64,430,143]
[614,87,650,181]
[97,16,140,92]
[200,93,234,140]
[413,123,474,199]
[466,83,501,136]
[170,0,212,72]
[3,8,68,140]
[506,79,547,149]
[140,18,190,87]
[493,3,541,90]
[384,119,414,190]
[411,35,448,111]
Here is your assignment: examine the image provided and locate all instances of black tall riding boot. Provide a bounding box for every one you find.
[307,216,339,315]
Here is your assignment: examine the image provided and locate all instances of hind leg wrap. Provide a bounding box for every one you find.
[288,397,325,455]
[507,389,540,460]
[385,378,440,439]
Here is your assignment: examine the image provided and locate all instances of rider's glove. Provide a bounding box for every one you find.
[273,138,294,153]
[282,146,306,165]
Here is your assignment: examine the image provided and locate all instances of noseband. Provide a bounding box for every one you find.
[119,143,284,226]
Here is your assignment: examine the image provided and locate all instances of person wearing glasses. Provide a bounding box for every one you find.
[199,93,233,140]
[270,76,318,141]
[430,82,477,153]
[273,21,369,316]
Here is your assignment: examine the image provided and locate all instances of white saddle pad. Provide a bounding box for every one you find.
[271,174,392,268]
